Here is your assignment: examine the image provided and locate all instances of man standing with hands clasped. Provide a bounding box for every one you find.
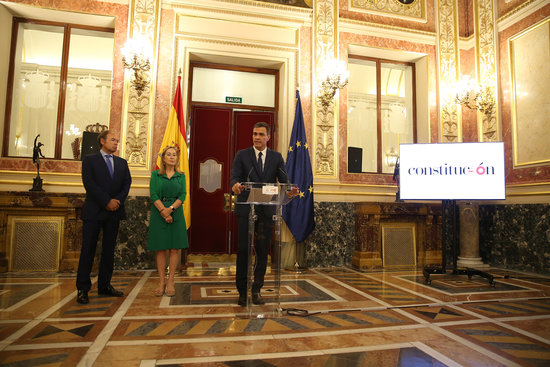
[231,122,298,307]
[76,130,132,304]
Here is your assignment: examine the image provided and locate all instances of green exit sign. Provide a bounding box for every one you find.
[226,96,242,103]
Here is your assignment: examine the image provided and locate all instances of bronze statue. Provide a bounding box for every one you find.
[30,134,45,192]
[32,134,45,175]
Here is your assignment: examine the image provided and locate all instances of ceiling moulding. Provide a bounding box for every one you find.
[340,18,436,46]
[165,0,313,26]
[497,0,549,32]
[176,14,300,49]
[347,44,427,62]
[0,1,115,27]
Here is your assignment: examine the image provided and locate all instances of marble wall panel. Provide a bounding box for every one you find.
[115,196,155,270]
[497,4,550,184]
[2,192,549,275]
[509,19,550,166]
[302,202,356,267]
[479,204,550,275]
[459,47,478,142]
[150,8,176,169]
[115,199,357,270]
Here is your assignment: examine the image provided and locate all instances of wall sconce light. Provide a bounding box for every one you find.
[454,76,495,116]
[121,36,152,96]
[317,59,349,112]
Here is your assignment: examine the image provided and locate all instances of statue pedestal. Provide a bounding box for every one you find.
[29,176,44,192]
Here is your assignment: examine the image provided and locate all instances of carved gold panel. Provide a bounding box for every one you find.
[314,0,339,177]
[120,0,161,169]
[437,0,460,142]
[474,0,499,142]
[349,0,427,22]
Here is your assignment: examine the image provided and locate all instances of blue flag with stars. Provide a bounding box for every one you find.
[283,90,315,242]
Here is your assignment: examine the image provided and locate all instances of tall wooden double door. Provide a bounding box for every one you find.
[188,105,274,254]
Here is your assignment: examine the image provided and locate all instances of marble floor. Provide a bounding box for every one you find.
[1,265,549,367]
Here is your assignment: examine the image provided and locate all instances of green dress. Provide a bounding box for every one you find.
[147,170,189,250]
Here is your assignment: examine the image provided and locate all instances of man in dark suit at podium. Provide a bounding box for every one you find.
[231,122,297,307]
[76,130,132,304]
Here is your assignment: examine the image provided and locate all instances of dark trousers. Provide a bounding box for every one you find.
[76,219,120,292]
[236,214,273,296]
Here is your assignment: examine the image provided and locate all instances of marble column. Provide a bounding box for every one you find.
[457,202,488,268]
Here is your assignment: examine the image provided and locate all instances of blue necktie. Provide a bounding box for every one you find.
[105,154,114,178]
[258,152,263,174]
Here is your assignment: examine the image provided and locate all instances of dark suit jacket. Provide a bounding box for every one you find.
[81,152,132,221]
[230,147,288,217]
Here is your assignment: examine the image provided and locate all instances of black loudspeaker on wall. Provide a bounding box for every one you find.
[81,131,100,160]
[348,146,363,173]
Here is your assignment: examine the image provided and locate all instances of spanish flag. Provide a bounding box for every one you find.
[156,75,190,229]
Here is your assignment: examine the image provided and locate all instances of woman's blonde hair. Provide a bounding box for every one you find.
[158,146,182,175]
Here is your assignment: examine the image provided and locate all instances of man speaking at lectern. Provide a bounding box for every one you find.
[231,122,298,307]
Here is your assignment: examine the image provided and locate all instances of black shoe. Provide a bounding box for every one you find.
[252,292,265,305]
[238,294,247,307]
[98,285,123,297]
[76,290,89,304]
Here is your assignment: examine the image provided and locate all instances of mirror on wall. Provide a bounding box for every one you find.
[6,21,114,160]
[347,57,415,174]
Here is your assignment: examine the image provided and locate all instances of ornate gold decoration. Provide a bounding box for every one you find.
[122,39,151,97]
[317,59,349,113]
[121,0,160,168]
[126,95,149,165]
[314,0,339,176]
[350,0,425,21]
[437,0,460,142]
[474,0,498,141]
[455,78,495,116]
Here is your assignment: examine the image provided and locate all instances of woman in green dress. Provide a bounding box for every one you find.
[147,146,189,297]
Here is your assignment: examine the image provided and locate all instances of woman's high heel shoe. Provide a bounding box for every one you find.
[154,284,165,297]
[165,283,175,297]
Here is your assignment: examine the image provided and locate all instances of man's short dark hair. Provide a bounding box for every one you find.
[253,122,270,135]
[98,130,111,148]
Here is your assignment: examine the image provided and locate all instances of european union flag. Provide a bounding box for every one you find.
[282,90,315,242]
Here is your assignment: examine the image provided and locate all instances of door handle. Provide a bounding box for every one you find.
[224,193,235,212]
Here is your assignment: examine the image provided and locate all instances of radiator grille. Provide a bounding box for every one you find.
[9,216,63,272]
[382,223,416,267]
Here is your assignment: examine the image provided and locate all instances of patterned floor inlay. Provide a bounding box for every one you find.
[156,345,454,366]
[2,267,550,366]
[13,320,108,345]
[0,283,54,310]
[50,278,135,317]
[325,274,430,305]
[401,275,529,294]
[168,279,340,306]
[114,309,412,339]
[446,323,550,366]
[401,305,472,323]
[0,348,86,366]
[488,270,550,286]
[461,299,550,318]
